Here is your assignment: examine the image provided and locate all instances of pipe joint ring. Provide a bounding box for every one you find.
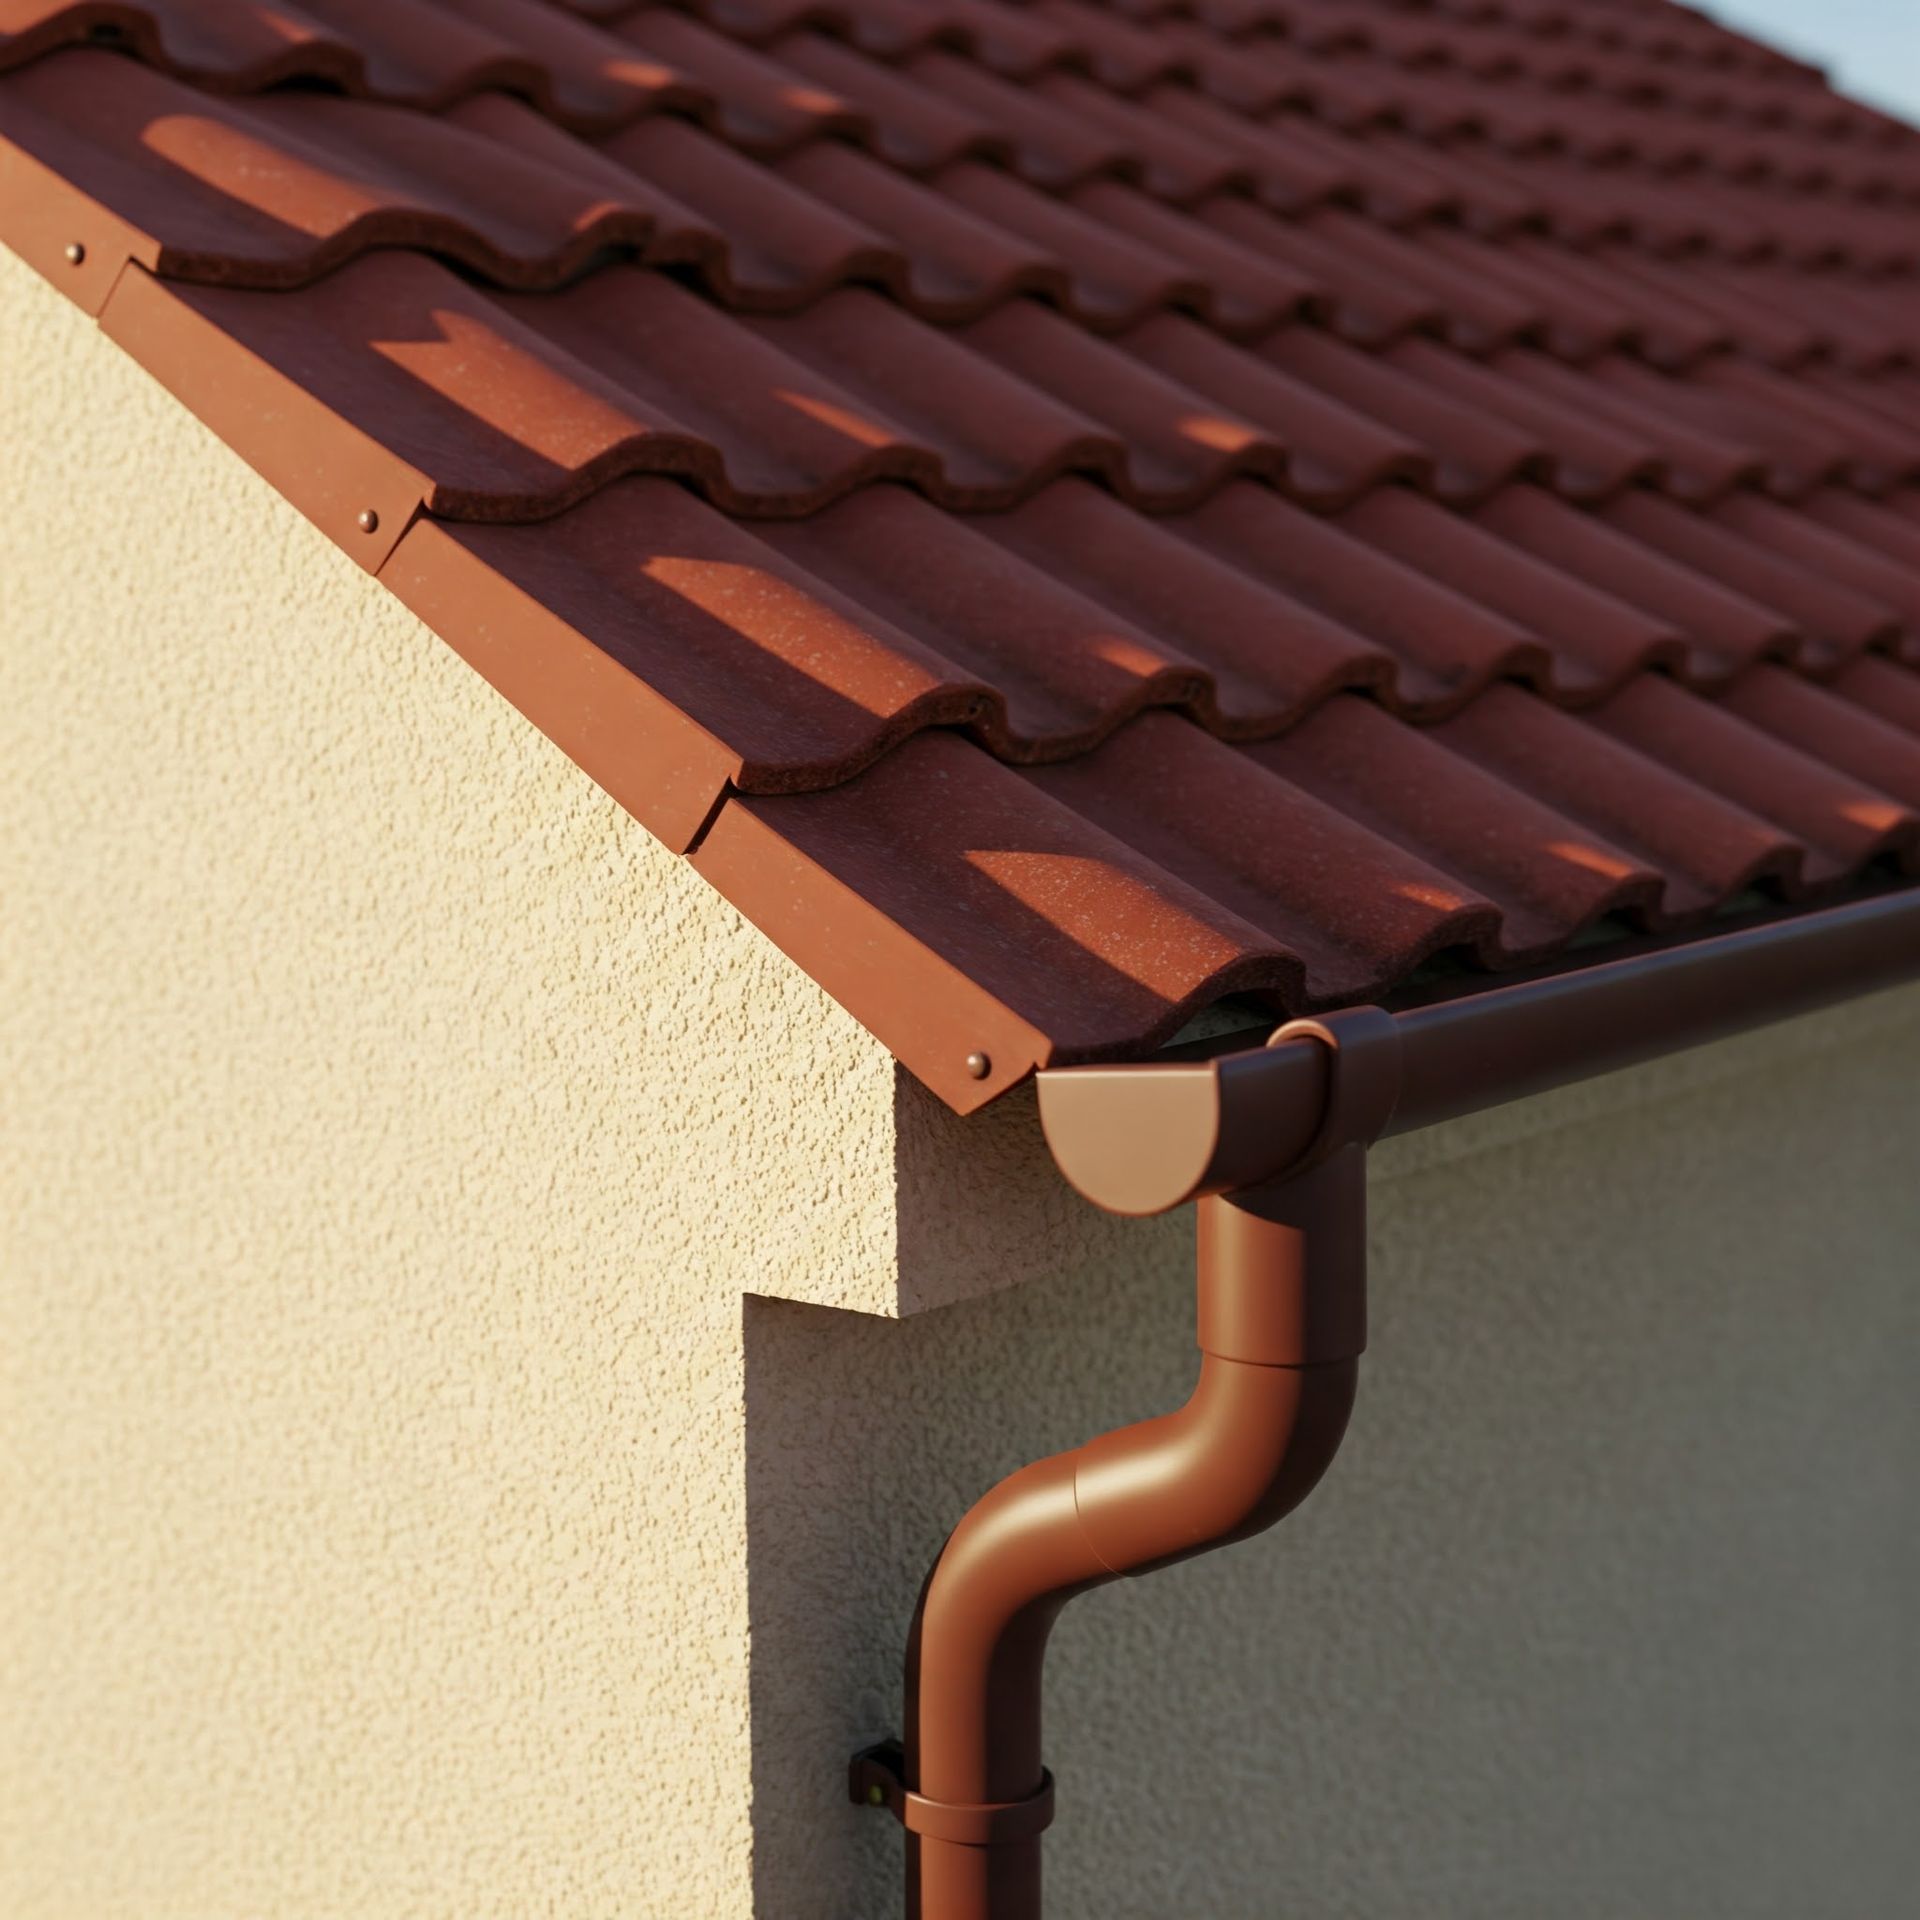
[849,1742,1056,1847]
[1266,1005,1402,1167]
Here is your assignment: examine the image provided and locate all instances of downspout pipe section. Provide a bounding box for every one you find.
[853,1011,1401,1919]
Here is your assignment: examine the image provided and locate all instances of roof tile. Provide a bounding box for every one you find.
[5,0,1920,1110]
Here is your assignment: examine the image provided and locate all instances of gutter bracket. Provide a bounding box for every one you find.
[850,1741,1058,1848]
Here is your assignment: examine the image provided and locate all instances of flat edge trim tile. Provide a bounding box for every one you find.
[690,789,1055,1113]
[381,516,745,854]
[97,262,427,568]
[0,116,156,312]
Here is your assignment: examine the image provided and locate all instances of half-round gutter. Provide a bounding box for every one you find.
[1042,889,1920,1217]
[853,888,1920,1919]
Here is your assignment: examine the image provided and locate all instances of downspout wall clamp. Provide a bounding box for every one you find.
[850,1741,1058,1847]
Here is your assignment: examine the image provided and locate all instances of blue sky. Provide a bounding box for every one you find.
[1711,1,1920,121]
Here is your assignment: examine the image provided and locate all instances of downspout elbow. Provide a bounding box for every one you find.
[909,1341,1359,1805]
[903,1148,1372,1917]
[1072,1348,1358,1579]
[1068,1148,1370,1580]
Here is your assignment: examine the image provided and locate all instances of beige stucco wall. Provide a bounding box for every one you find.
[5,242,1918,1919]
[0,242,904,1920]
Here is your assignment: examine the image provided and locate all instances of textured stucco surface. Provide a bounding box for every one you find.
[6,240,1920,1919]
[0,243,901,1919]
[756,1022,1920,1917]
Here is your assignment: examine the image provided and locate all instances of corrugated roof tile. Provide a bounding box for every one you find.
[5,0,1920,1110]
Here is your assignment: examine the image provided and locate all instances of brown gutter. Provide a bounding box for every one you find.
[1041,888,1920,1216]
[854,886,1920,1916]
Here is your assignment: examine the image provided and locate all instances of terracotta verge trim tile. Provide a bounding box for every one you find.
[98,262,425,570]
[380,517,744,855]
[690,793,1054,1112]
[0,121,151,312]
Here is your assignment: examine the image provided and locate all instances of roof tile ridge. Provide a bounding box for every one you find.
[7,19,1920,272]
[16,92,1919,532]
[9,2,1920,226]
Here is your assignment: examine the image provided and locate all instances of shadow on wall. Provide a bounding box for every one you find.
[743,1048,1920,1920]
[888,1070,1179,1318]
[739,1245,1178,1920]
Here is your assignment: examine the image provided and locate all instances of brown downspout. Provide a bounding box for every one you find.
[899,1161,1368,1920]
[852,1010,1402,1920]
[852,888,1920,1917]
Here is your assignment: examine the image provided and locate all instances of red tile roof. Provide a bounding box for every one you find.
[5,0,1920,1110]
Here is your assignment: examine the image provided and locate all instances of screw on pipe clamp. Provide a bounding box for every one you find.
[849,1741,1057,1846]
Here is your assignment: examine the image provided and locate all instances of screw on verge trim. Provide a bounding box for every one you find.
[357,507,381,534]
[64,241,85,265]
[965,1050,992,1080]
